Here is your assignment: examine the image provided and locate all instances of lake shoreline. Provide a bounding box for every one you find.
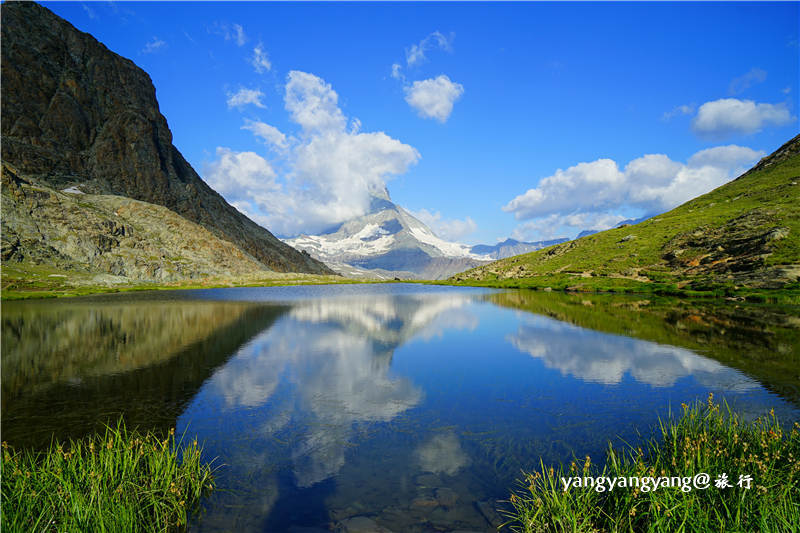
[4,270,799,306]
[0,267,374,301]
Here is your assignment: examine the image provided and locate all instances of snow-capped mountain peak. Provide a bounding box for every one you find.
[283,194,490,279]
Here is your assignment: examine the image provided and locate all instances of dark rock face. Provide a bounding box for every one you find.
[1,1,333,275]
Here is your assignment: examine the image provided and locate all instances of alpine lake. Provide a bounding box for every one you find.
[3,283,799,532]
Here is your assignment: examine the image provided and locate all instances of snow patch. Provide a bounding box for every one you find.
[284,198,492,269]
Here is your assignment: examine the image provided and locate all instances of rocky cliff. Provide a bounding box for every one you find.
[1,1,332,275]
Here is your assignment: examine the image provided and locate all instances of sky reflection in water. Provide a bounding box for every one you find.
[173,285,796,531]
[2,285,797,532]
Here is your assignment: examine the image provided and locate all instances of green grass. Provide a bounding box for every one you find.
[1,421,215,532]
[0,261,385,301]
[505,395,800,532]
[453,137,800,292]
[436,277,800,305]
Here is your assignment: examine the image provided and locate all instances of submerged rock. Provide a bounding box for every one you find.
[409,495,439,510]
[336,516,394,533]
[475,500,503,528]
[435,487,459,507]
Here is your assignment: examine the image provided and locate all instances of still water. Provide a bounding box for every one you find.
[3,284,799,532]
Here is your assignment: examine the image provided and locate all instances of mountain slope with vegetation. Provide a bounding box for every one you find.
[1,1,332,276]
[452,135,800,293]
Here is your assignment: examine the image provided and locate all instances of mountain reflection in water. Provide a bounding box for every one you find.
[1,296,289,448]
[2,285,797,532]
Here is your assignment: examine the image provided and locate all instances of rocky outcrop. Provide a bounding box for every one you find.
[1,163,270,281]
[661,208,790,284]
[1,1,333,275]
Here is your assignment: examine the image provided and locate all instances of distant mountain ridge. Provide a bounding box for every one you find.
[1,1,331,276]
[576,216,651,239]
[471,221,651,260]
[470,238,569,260]
[285,192,491,279]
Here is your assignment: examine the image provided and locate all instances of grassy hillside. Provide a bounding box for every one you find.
[453,135,800,295]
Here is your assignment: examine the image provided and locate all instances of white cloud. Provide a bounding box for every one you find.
[204,148,285,227]
[289,127,420,232]
[142,37,165,54]
[226,88,266,109]
[82,3,97,19]
[391,63,404,81]
[392,33,461,122]
[285,71,347,133]
[504,145,764,241]
[213,22,247,46]
[242,119,288,152]
[662,104,695,121]
[504,159,625,220]
[686,144,764,169]
[510,213,625,242]
[251,42,272,73]
[409,208,477,242]
[510,215,564,241]
[564,212,629,232]
[406,31,453,67]
[206,71,420,236]
[404,75,464,123]
[729,68,767,95]
[691,98,793,138]
[231,24,247,46]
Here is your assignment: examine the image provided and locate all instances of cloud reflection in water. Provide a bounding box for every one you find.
[508,315,759,390]
[416,431,471,475]
[207,292,480,487]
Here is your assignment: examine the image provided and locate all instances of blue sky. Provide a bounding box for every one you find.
[44,1,798,244]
